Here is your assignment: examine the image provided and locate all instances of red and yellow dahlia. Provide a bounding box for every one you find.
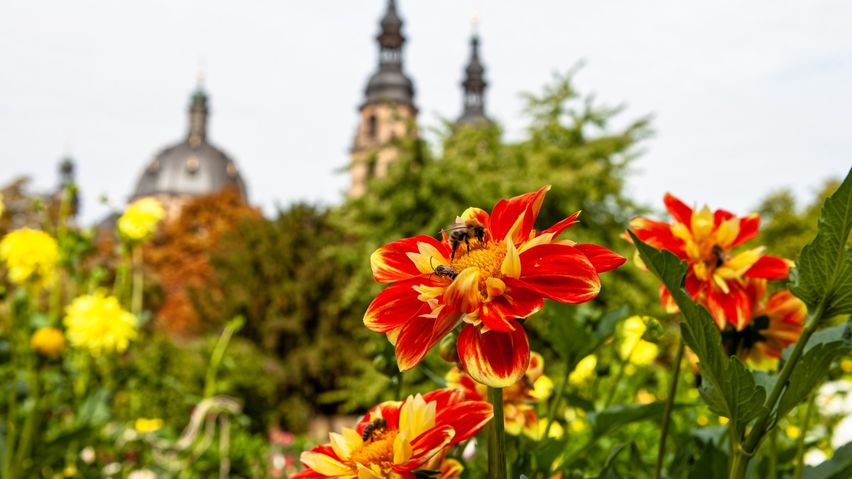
[365,186,625,387]
[292,389,491,479]
[447,351,553,437]
[628,193,791,331]
[721,279,805,369]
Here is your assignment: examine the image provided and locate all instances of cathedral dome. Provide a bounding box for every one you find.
[133,87,247,201]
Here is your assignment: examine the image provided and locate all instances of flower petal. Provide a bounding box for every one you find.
[663,193,693,226]
[394,309,441,371]
[401,425,455,470]
[364,278,433,333]
[743,255,791,280]
[301,449,353,476]
[457,322,530,388]
[443,267,482,313]
[706,281,752,331]
[540,211,581,239]
[513,244,601,304]
[731,213,760,248]
[371,235,449,283]
[435,400,494,442]
[574,243,626,273]
[489,186,550,243]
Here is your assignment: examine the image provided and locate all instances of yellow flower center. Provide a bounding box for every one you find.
[348,429,398,469]
[452,241,506,280]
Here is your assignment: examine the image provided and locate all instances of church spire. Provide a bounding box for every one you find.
[187,72,208,146]
[458,28,491,126]
[364,0,415,106]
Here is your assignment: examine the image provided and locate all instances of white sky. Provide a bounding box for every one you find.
[1,0,849,224]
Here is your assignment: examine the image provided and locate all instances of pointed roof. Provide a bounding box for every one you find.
[364,0,415,107]
[458,33,491,125]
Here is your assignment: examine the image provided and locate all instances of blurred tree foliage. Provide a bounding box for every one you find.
[195,204,366,431]
[145,186,260,335]
[755,179,840,261]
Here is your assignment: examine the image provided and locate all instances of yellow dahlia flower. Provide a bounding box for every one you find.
[31,326,66,359]
[134,417,164,433]
[0,228,59,287]
[64,292,138,356]
[619,316,659,366]
[118,198,165,242]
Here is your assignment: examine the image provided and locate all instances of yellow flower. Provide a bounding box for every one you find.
[785,425,801,439]
[569,354,597,386]
[0,228,59,286]
[531,375,554,400]
[117,198,165,242]
[64,292,138,356]
[526,419,564,440]
[619,316,659,366]
[134,417,164,433]
[31,327,66,359]
[696,415,709,426]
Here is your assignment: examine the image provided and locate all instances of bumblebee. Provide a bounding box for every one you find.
[434,264,459,280]
[445,219,486,259]
[361,418,388,442]
[428,257,459,280]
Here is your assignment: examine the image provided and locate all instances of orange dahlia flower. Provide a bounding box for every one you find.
[721,279,805,368]
[292,389,492,479]
[628,193,791,331]
[447,351,552,437]
[365,186,625,387]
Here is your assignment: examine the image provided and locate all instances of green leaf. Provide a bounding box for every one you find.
[691,442,730,479]
[790,167,852,318]
[777,323,852,419]
[587,401,665,437]
[803,440,852,479]
[547,305,628,367]
[628,231,766,430]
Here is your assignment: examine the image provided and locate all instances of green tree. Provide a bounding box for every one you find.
[195,204,366,431]
[756,179,841,261]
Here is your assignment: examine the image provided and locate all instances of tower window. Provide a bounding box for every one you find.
[367,114,378,140]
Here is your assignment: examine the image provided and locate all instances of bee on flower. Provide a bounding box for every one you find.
[447,351,555,438]
[63,291,138,356]
[365,186,625,387]
[627,193,791,331]
[117,197,165,243]
[292,389,492,479]
[30,326,66,359]
[0,228,59,287]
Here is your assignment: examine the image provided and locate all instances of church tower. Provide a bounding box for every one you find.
[349,0,417,198]
[457,30,491,126]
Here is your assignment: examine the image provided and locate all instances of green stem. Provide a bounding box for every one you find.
[768,427,778,479]
[730,303,826,479]
[131,245,144,317]
[543,357,572,438]
[604,340,637,408]
[487,387,507,479]
[655,337,684,479]
[793,392,816,479]
[13,366,40,472]
[204,317,244,398]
